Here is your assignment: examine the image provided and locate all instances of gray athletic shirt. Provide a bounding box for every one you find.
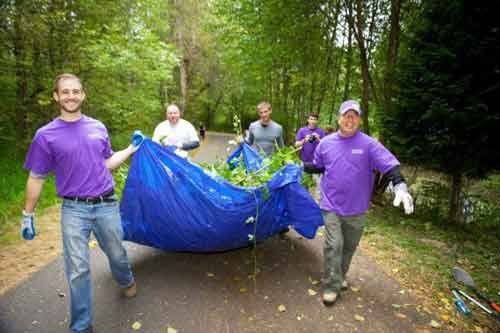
[247,120,284,156]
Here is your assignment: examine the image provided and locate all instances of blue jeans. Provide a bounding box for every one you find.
[322,211,365,293]
[61,196,134,333]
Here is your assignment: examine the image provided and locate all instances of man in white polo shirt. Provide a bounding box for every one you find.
[152,104,200,158]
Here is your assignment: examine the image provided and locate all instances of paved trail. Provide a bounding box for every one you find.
[0,132,431,333]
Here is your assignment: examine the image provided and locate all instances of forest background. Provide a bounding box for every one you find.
[0,1,499,330]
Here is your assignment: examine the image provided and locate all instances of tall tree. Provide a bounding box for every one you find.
[344,0,380,134]
[387,1,500,223]
[380,0,401,141]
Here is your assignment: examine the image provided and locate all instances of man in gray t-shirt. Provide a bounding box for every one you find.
[246,101,284,156]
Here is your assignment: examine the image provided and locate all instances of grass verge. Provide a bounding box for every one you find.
[362,204,500,332]
[0,152,58,246]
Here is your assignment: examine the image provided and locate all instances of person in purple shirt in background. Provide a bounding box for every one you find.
[304,100,414,306]
[295,113,326,163]
[21,73,144,333]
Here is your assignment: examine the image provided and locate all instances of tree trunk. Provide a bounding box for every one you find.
[13,2,28,152]
[344,0,383,135]
[328,22,347,125]
[309,73,316,115]
[172,0,193,114]
[448,172,463,224]
[381,0,402,142]
[179,56,189,112]
[353,0,371,134]
[316,0,341,118]
[359,57,371,135]
[282,64,290,138]
[343,10,353,101]
[315,42,332,118]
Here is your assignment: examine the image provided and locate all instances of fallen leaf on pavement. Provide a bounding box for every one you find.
[422,307,432,314]
[440,314,450,322]
[395,313,407,319]
[391,304,401,309]
[308,289,317,296]
[278,304,286,312]
[308,276,320,285]
[350,286,360,292]
[132,321,141,330]
[239,287,247,293]
[354,314,365,322]
[167,327,178,333]
[206,272,215,277]
[429,320,441,328]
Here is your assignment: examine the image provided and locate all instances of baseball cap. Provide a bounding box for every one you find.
[339,100,361,115]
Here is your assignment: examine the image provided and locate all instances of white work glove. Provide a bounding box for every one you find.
[393,182,414,214]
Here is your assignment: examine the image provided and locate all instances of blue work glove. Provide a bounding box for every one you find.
[131,130,145,152]
[21,210,36,240]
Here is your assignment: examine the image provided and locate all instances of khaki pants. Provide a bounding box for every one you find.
[322,211,365,292]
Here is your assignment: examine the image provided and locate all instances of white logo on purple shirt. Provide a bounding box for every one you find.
[351,149,363,155]
[88,133,104,140]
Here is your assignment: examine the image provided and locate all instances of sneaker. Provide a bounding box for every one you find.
[122,282,137,298]
[322,290,338,306]
[341,280,349,290]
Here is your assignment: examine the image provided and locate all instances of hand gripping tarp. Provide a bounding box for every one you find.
[120,139,323,252]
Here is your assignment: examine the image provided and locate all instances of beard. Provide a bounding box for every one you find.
[60,100,83,113]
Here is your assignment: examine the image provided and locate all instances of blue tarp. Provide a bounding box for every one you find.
[120,139,323,252]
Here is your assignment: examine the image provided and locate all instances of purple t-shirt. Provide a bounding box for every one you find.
[295,127,326,162]
[313,130,399,216]
[24,115,115,197]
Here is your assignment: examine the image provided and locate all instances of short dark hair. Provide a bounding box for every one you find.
[53,73,83,93]
[308,113,319,119]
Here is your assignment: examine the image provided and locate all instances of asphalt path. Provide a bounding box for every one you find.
[0,132,431,333]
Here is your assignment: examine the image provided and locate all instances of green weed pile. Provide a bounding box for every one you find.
[201,145,316,190]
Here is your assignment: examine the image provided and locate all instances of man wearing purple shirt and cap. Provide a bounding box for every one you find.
[305,99,414,306]
[22,73,144,333]
[295,113,326,163]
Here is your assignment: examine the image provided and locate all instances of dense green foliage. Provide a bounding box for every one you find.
[387,2,500,178]
[0,0,177,151]
[385,1,500,222]
[1,0,499,231]
[207,0,363,140]
[203,145,315,189]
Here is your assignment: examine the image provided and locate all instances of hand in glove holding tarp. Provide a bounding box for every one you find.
[130,130,145,152]
[21,210,36,240]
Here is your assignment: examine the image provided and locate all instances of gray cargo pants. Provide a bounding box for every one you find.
[322,211,366,293]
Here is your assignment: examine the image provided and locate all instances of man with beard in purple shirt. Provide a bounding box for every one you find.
[295,113,326,163]
[22,73,143,333]
[305,100,414,306]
